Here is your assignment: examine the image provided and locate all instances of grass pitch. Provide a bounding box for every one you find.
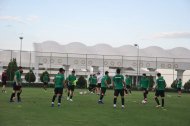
[0,88,190,126]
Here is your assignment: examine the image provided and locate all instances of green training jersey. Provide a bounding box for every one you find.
[14,70,21,83]
[43,75,49,83]
[91,76,97,85]
[140,77,149,89]
[113,74,124,90]
[101,75,109,88]
[88,76,93,84]
[156,76,166,90]
[125,77,132,86]
[67,74,76,86]
[54,73,64,88]
[177,80,182,88]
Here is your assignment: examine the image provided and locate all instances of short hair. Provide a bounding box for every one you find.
[97,72,100,75]
[105,71,109,75]
[18,66,22,69]
[142,73,146,76]
[157,73,161,77]
[72,70,75,73]
[59,68,65,72]
[125,74,128,76]
[116,68,120,73]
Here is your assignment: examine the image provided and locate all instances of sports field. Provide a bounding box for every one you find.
[0,88,190,126]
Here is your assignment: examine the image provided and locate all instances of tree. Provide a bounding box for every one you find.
[184,80,190,91]
[76,76,87,88]
[171,79,178,89]
[25,69,36,83]
[6,58,18,81]
[148,75,155,89]
[40,71,50,82]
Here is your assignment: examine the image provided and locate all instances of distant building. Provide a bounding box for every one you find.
[0,41,190,87]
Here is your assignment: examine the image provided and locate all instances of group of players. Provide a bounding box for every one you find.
[5,66,183,109]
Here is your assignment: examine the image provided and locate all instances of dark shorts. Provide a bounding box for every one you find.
[126,85,131,89]
[142,88,149,94]
[68,85,75,91]
[114,89,124,97]
[177,88,181,91]
[43,82,48,85]
[90,84,96,89]
[155,90,165,97]
[13,82,22,91]
[54,87,63,94]
[97,83,101,88]
[2,81,7,85]
[101,87,107,95]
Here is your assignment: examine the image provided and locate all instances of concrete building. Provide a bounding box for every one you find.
[0,41,190,87]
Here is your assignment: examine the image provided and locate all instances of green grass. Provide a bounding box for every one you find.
[0,88,190,126]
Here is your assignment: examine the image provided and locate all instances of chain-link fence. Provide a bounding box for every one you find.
[0,49,190,87]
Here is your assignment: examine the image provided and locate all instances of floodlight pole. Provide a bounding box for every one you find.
[19,36,23,66]
[134,44,139,86]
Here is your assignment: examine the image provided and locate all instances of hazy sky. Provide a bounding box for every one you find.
[0,0,190,51]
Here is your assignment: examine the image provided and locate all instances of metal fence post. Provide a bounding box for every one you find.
[50,52,52,75]
[29,51,31,69]
[156,57,158,70]
[173,58,175,82]
[66,53,68,77]
[103,55,104,74]
[86,54,87,76]
[122,55,124,74]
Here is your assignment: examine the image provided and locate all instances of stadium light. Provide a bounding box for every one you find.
[134,44,139,86]
[19,36,23,66]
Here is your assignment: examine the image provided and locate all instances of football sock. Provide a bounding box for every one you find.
[10,93,15,100]
[113,98,117,104]
[67,92,70,97]
[17,92,21,101]
[58,95,62,103]
[70,95,73,99]
[143,92,146,99]
[52,95,57,102]
[162,99,164,107]
[100,94,104,101]
[155,97,160,105]
[121,98,124,105]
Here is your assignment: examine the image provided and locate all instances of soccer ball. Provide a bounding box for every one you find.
[79,92,83,95]
[141,100,147,104]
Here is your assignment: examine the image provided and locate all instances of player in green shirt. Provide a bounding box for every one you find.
[1,69,8,93]
[51,68,65,107]
[125,75,132,94]
[92,74,98,93]
[43,73,49,91]
[10,66,23,102]
[98,71,109,104]
[177,78,182,97]
[154,73,166,108]
[66,70,77,101]
[113,68,126,108]
[140,73,149,103]
[88,74,93,92]
[88,74,97,93]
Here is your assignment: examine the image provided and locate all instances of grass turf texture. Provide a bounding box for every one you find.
[0,88,190,126]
